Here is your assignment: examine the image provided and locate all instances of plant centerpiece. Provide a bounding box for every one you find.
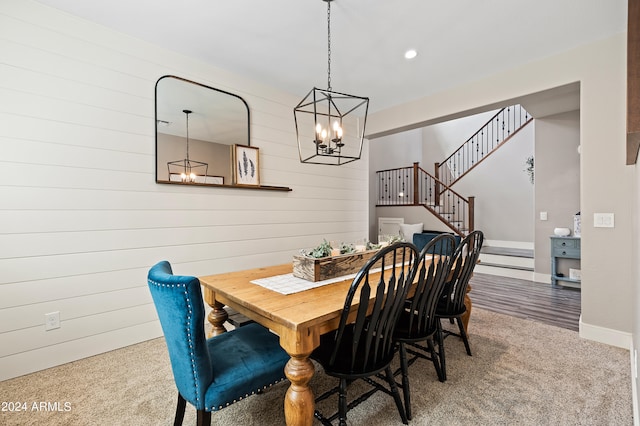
[294,238,385,282]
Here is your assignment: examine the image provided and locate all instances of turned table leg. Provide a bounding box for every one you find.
[202,287,228,338]
[284,353,315,426]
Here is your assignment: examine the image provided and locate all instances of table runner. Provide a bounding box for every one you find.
[251,272,358,295]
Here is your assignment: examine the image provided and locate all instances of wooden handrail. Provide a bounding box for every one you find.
[440,106,508,166]
[437,104,531,188]
[376,164,473,236]
[445,116,533,186]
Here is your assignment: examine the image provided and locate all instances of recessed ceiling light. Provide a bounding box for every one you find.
[404,49,418,60]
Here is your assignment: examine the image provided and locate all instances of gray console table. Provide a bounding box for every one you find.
[550,236,581,287]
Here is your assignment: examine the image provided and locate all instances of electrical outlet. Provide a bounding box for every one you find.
[45,311,60,331]
[540,211,548,221]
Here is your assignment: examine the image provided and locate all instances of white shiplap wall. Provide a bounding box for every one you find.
[0,0,369,380]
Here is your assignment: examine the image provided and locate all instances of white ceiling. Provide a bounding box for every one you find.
[34,0,627,114]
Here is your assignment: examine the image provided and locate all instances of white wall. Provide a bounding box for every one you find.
[534,110,581,276]
[0,0,369,380]
[368,129,422,239]
[421,110,497,172]
[367,33,633,348]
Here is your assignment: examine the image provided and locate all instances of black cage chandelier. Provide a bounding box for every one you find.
[294,0,369,166]
[167,109,208,183]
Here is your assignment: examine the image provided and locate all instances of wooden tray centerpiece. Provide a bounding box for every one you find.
[293,239,397,282]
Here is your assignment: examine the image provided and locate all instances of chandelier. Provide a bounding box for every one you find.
[294,0,369,166]
[167,109,208,183]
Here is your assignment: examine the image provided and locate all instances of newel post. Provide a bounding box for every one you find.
[412,162,419,205]
[434,162,441,207]
[468,196,475,232]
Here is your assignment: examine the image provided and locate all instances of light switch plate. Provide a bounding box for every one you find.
[539,211,548,221]
[593,213,614,228]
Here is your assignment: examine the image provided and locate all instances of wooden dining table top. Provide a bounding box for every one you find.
[199,262,406,353]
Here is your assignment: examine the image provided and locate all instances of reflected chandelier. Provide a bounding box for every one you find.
[167,109,208,183]
[294,0,369,166]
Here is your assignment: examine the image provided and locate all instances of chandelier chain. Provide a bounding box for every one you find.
[327,0,331,91]
[185,111,190,161]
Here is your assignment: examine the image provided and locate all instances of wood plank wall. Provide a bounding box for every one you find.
[0,0,369,380]
[628,0,640,164]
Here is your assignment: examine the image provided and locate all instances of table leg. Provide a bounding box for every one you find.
[461,283,472,332]
[284,353,315,426]
[202,287,228,338]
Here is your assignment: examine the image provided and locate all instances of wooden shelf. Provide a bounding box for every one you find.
[157,180,292,192]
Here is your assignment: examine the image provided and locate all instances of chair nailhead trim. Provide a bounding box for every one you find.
[209,377,287,411]
[149,278,202,408]
[150,277,287,413]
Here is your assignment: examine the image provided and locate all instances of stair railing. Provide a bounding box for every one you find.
[435,104,532,188]
[376,163,474,236]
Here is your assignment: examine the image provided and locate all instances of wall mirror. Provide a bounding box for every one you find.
[155,75,250,186]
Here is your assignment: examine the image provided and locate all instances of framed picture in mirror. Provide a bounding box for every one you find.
[232,144,260,186]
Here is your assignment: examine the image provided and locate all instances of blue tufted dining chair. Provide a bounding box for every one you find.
[147,261,290,426]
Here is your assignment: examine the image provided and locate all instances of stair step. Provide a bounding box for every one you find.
[476,245,535,280]
[474,264,535,281]
[478,262,534,271]
[481,246,533,258]
[480,253,533,268]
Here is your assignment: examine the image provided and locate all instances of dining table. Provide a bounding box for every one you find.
[199,262,472,426]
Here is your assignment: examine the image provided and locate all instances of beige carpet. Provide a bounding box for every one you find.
[0,308,633,425]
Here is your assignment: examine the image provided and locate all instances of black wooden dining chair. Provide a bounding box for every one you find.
[393,233,456,419]
[310,242,419,426]
[435,230,484,380]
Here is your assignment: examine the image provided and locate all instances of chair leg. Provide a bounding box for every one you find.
[398,343,412,420]
[338,378,348,426]
[437,319,447,381]
[385,366,408,425]
[174,393,186,426]
[456,316,472,356]
[196,409,211,426]
[426,337,444,383]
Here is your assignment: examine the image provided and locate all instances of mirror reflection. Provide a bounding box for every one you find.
[155,75,250,185]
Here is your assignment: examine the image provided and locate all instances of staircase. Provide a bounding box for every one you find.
[376,163,473,236]
[476,244,535,280]
[376,104,532,235]
[436,104,532,188]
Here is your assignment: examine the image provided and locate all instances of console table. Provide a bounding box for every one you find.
[550,236,581,287]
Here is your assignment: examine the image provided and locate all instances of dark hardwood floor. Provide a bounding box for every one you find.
[468,272,581,331]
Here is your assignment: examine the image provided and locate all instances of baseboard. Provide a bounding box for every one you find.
[630,338,639,426]
[484,239,534,250]
[0,322,163,381]
[579,314,632,349]
[533,272,551,284]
